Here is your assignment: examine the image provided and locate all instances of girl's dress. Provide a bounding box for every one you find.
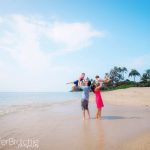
[94,90,104,109]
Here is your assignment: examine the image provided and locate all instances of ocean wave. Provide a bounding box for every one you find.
[0,99,76,117]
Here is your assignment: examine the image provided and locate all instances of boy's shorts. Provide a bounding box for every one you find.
[73,80,78,86]
[81,99,89,110]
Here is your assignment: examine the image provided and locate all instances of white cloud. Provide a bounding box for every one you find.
[48,22,104,51]
[0,14,104,91]
[0,15,51,72]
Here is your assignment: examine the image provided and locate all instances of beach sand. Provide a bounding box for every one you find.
[0,87,150,150]
[101,87,150,107]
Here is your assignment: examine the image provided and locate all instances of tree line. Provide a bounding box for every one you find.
[98,66,150,91]
[71,67,150,92]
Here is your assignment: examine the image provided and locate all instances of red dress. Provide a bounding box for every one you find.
[94,89,104,109]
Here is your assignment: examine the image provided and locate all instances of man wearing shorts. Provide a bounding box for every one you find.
[79,80,91,120]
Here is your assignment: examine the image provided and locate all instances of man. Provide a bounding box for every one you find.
[79,79,91,120]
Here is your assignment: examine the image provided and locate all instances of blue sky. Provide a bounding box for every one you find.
[0,0,150,91]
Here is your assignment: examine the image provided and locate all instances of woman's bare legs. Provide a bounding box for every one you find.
[96,108,102,119]
[96,109,99,119]
[99,109,102,119]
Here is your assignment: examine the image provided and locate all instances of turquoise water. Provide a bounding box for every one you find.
[0,92,82,116]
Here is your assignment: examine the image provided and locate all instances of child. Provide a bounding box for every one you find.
[91,81,104,119]
[79,79,91,120]
[95,75,111,86]
[66,73,85,88]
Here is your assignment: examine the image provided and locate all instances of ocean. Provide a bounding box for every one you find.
[0,92,82,117]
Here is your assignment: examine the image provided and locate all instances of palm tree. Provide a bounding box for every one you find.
[129,69,140,82]
[146,69,150,79]
[141,73,149,82]
[141,69,150,82]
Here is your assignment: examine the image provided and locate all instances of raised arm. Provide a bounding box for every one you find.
[78,78,84,87]
[98,79,105,82]
[99,78,111,83]
[95,82,102,91]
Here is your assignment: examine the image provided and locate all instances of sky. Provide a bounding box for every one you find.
[0,0,150,92]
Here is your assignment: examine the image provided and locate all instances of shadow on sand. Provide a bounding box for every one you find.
[102,116,141,120]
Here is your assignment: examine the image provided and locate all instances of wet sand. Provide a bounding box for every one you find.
[0,87,150,150]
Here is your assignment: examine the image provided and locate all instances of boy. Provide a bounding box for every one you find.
[66,73,85,90]
[79,79,91,120]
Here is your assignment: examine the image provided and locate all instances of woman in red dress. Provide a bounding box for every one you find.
[91,81,104,119]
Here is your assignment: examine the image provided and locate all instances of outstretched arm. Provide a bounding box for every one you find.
[98,78,111,83]
[98,79,105,82]
[66,81,74,84]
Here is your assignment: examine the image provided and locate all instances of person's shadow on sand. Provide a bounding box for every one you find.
[101,116,141,120]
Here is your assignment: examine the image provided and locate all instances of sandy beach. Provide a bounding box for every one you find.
[101,87,150,107]
[0,87,150,150]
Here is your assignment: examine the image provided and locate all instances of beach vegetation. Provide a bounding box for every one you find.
[129,69,141,82]
[71,67,150,92]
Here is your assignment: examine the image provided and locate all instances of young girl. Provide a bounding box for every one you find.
[95,75,111,85]
[91,81,104,119]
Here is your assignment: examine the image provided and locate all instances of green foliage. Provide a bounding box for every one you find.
[109,66,124,83]
[101,80,135,91]
[135,81,150,87]
[146,69,150,77]
[141,73,149,82]
[121,67,128,79]
[112,84,134,90]
[141,69,150,82]
[129,69,140,82]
